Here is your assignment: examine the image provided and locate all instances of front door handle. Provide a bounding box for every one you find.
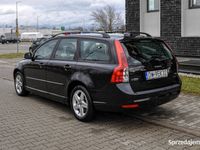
[64,65,72,71]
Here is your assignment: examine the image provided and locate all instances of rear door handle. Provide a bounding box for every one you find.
[39,62,44,68]
[64,65,72,71]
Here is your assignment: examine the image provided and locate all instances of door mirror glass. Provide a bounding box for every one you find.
[24,52,32,59]
[35,41,40,45]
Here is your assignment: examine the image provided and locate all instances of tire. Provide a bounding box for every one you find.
[70,85,95,122]
[14,72,29,96]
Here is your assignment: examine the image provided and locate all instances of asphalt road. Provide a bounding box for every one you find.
[0,42,31,54]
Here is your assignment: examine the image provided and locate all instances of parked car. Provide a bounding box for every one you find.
[0,35,6,44]
[13,32,182,122]
[0,33,20,44]
[29,38,49,53]
[29,33,73,53]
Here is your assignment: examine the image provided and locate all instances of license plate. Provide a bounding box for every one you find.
[145,69,169,80]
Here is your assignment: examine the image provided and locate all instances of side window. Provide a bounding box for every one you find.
[80,40,110,61]
[34,40,58,60]
[54,39,77,60]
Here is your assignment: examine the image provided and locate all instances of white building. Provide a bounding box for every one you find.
[21,32,43,41]
[126,0,200,57]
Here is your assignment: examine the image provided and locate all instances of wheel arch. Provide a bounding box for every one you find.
[67,72,95,98]
[13,68,23,78]
[13,62,24,78]
[67,80,88,102]
[13,68,29,96]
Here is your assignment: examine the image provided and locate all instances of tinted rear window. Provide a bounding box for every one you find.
[80,40,110,61]
[122,39,173,65]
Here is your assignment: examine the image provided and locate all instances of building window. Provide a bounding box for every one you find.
[147,0,159,12]
[189,0,200,9]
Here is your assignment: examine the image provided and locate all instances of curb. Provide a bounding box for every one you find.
[130,114,200,138]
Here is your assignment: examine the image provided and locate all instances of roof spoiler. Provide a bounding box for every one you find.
[124,32,152,38]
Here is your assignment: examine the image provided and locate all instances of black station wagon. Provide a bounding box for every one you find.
[14,32,182,122]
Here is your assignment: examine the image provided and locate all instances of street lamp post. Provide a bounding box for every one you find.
[16,1,21,53]
[37,16,39,32]
[37,16,38,32]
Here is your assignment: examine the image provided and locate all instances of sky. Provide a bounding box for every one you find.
[0,0,125,28]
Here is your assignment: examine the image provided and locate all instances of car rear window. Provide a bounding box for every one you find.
[80,40,110,62]
[121,39,173,65]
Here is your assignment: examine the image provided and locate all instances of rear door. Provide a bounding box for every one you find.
[76,39,115,91]
[45,38,78,100]
[121,39,179,92]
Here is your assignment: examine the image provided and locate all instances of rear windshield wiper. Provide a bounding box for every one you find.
[147,55,169,63]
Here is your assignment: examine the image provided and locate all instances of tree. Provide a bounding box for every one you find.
[91,5,124,32]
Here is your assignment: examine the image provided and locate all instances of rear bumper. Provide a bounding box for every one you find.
[92,83,181,112]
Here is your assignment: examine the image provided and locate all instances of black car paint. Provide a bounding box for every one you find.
[14,35,182,111]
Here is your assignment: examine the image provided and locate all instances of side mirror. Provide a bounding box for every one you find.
[24,52,32,60]
[33,41,40,45]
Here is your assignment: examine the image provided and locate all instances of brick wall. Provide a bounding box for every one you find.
[126,0,140,32]
[160,0,181,37]
[126,0,200,57]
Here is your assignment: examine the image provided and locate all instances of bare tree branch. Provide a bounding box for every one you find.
[91,5,124,32]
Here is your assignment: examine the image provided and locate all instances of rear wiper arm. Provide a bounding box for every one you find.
[147,55,169,63]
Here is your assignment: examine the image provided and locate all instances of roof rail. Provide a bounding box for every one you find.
[52,32,80,38]
[80,32,110,38]
[124,32,152,38]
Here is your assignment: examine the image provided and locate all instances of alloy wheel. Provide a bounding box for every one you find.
[15,74,23,94]
[72,90,88,118]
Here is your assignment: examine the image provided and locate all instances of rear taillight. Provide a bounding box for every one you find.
[111,40,129,83]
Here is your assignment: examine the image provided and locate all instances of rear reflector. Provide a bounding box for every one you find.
[121,104,139,109]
